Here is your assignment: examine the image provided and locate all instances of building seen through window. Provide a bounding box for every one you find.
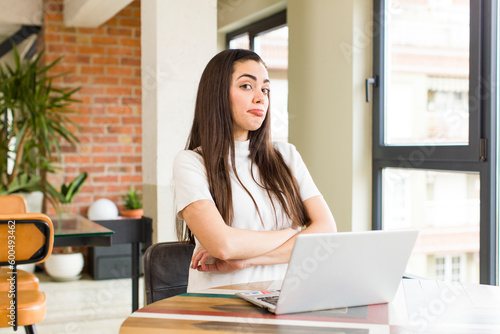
[381,0,479,283]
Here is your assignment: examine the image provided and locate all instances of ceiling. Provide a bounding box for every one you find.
[0,25,20,45]
[0,0,42,61]
[0,0,133,64]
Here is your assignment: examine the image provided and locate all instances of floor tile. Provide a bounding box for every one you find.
[0,272,143,334]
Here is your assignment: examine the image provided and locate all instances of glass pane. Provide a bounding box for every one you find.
[385,0,470,145]
[229,33,250,50]
[254,26,288,141]
[382,168,479,283]
[50,213,114,237]
[254,26,288,69]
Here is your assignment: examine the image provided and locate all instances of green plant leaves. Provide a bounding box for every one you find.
[0,44,81,201]
[0,173,43,195]
[123,185,142,210]
[45,171,88,206]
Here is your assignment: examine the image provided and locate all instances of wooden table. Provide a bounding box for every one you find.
[119,279,500,333]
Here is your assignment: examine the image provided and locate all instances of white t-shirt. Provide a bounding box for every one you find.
[173,140,321,292]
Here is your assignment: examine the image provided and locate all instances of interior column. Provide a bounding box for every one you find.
[141,0,217,241]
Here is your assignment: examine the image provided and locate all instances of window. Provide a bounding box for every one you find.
[228,33,250,50]
[435,257,446,280]
[435,254,467,282]
[226,11,288,141]
[372,1,497,284]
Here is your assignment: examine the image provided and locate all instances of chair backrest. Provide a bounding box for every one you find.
[0,195,27,214]
[0,213,54,265]
[143,242,194,304]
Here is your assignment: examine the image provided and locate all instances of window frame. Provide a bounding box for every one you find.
[371,0,498,285]
[226,10,286,50]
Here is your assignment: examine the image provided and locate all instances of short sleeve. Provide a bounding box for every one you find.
[273,141,321,201]
[173,150,214,218]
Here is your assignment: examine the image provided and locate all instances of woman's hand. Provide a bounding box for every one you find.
[191,245,247,272]
[191,245,215,270]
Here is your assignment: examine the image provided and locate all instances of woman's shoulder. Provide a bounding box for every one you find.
[272,141,307,170]
[174,148,204,167]
[272,141,299,158]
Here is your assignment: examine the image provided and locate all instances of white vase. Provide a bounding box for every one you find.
[17,191,44,213]
[17,263,36,273]
[45,253,84,281]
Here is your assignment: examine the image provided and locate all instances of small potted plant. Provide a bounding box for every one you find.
[44,171,88,281]
[120,185,143,218]
[46,171,88,215]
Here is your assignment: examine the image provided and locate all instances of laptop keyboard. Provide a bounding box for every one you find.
[257,295,279,306]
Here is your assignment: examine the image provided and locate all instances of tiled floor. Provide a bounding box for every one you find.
[1,272,143,334]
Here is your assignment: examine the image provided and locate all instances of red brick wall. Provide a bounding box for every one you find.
[41,0,142,215]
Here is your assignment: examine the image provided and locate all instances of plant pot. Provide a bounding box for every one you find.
[45,252,84,281]
[120,208,144,218]
[17,191,44,213]
[59,203,73,215]
[18,263,36,273]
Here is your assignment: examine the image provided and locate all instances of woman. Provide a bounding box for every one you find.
[174,49,336,292]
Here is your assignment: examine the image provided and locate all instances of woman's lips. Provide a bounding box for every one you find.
[248,109,265,117]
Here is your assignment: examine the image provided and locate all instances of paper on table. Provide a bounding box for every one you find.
[196,280,283,295]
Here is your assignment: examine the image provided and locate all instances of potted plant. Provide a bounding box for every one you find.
[0,46,80,211]
[46,171,88,215]
[120,185,143,218]
[44,172,88,281]
[44,246,85,281]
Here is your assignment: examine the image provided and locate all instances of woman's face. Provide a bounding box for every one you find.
[229,60,270,141]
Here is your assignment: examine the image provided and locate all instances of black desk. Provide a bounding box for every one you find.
[51,214,153,312]
[94,216,153,312]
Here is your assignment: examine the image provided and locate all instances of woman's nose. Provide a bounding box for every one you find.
[253,90,265,104]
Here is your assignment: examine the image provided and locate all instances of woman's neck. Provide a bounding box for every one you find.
[233,130,249,141]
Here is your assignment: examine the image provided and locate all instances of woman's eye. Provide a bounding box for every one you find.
[240,84,252,90]
[262,88,270,95]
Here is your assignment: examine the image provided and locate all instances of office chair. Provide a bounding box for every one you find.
[143,242,194,304]
[0,195,28,214]
[0,213,54,333]
[0,196,40,292]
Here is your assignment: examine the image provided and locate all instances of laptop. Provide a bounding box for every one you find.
[236,229,419,314]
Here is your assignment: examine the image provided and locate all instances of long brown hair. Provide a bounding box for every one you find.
[177,49,310,243]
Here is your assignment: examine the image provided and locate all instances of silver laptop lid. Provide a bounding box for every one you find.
[275,229,419,314]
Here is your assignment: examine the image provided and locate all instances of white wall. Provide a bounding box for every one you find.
[142,0,217,242]
[287,0,373,232]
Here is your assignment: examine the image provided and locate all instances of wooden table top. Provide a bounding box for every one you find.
[120,280,500,333]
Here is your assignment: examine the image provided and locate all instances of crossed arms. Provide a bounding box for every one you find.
[181,195,337,273]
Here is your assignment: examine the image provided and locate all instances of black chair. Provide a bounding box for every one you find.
[143,242,195,304]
